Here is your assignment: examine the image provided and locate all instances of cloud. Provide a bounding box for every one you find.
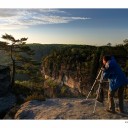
[0,9,91,30]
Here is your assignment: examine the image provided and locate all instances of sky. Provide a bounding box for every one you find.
[0,9,128,46]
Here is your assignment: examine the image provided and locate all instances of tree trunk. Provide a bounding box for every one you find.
[10,45,15,88]
[11,60,15,87]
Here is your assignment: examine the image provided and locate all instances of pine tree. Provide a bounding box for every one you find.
[0,33,41,87]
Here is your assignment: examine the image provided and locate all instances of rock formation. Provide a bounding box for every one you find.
[0,65,11,96]
[15,98,128,119]
[0,93,16,119]
[0,65,16,119]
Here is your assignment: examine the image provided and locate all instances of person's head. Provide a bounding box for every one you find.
[102,55,111,65]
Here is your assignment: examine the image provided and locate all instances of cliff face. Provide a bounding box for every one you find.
[0,65,16,119]
[43,65,90,95]
[0,93,16,119]
[42,46,96,95]
[0,65,11,97]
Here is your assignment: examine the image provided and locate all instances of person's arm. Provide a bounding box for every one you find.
[103,68,110,79]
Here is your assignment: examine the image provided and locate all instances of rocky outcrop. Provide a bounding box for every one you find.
[0,65,11,96]
[0,65,17,119]
[43,82,81,98]
[4,105,20,119]
[15,98,128,119]
[43,66,90,95]
[0,93,16,119]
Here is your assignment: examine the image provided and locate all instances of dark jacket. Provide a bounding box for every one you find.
[103,56,128,91]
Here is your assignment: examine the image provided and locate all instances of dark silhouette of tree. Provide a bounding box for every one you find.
[107,42,112,47]
[123,39,128,52]
[123,39,128,44]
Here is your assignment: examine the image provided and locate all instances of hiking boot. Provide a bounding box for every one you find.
[105,109,116,114]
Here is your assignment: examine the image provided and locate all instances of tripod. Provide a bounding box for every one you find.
[86,67,105,113]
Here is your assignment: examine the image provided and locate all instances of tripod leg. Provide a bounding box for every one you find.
[93,85,101,113]
[93,100,97,113]
[93,70,104,113]
[86,69,102,100]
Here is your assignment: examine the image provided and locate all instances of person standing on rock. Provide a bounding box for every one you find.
[102,55,128,113]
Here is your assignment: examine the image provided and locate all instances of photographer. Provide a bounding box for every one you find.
[102,55,128,113]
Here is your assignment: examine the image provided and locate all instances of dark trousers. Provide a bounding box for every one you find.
[108,86,124,112]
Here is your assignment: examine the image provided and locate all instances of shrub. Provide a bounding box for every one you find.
[12,80,45,102]
[45,78,58,88]
[25,93,45,102]
[61,85,67,94]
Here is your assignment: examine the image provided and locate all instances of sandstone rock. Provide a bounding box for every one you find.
[4,105,20,119]
[15,98,128,119]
